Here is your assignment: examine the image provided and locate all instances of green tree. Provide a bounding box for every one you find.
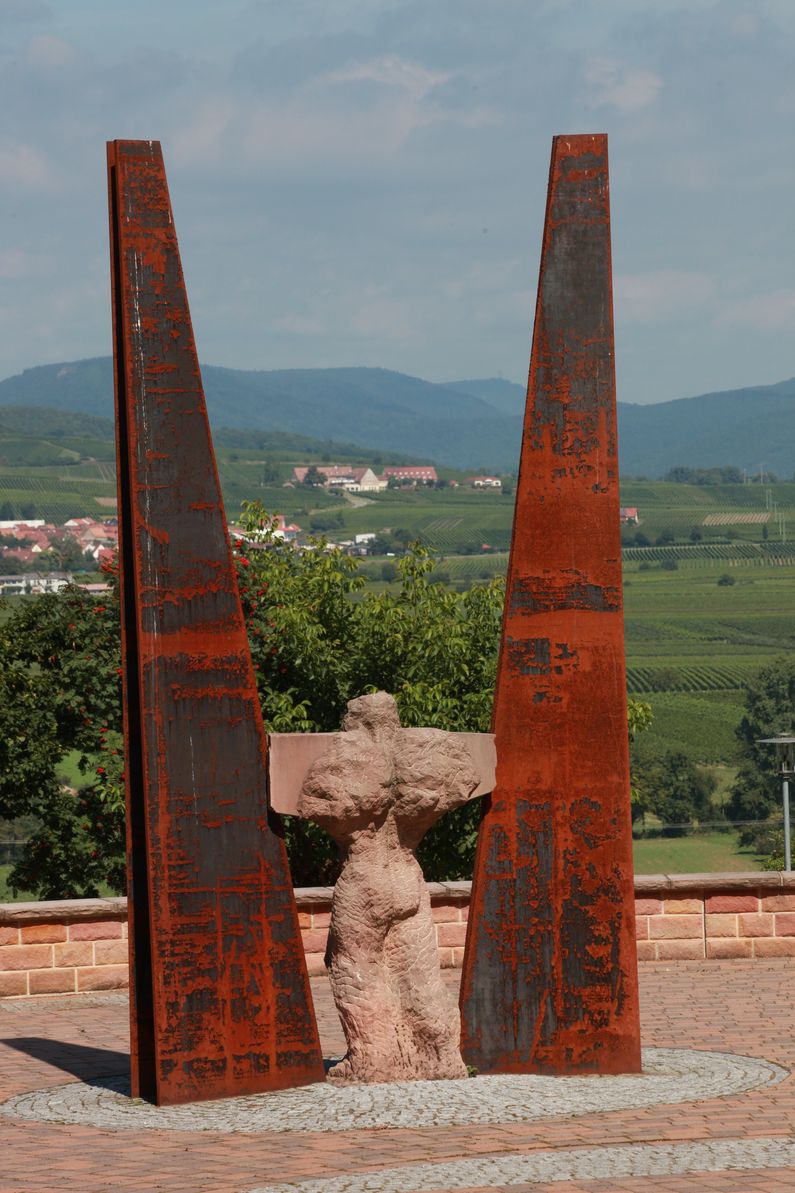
[0,565,125,897]
[627,697,653,822]
[726,656,795,835]
[1,505,651,895]
[302,464,325,487]
[644,752,715,836]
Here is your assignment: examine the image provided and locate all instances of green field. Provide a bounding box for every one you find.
[2,462,794,884]
[0,832,765,897]
[0,864,34,902]
[632,829,765,873]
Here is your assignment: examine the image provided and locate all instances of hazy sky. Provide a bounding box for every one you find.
[2,0,795,403]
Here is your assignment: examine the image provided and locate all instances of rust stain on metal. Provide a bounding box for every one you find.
[459,134,641,1077]
[108,140,324,1106]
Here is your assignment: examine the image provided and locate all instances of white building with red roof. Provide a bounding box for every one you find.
[381,465,438,485]
[291,465,385,492]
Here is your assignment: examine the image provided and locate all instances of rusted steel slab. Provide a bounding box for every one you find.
[460,134,641,1076]
[108,140,323,1106]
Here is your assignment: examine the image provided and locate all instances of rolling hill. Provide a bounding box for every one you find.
[0,358,793,477]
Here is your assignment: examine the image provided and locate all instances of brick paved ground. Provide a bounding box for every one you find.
[1,960,794,1193]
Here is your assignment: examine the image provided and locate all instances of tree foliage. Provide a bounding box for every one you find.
[1,503,659,897]
[0,567,125,897]
[663,465,743,485]
[638,752,716,836]
[0,507,506,895]
[726,656,795,834]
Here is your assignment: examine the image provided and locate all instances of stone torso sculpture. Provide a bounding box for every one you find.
[298,693,480,1084]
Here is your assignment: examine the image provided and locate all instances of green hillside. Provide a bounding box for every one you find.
[3,357,795,476]
[0,359,521,471]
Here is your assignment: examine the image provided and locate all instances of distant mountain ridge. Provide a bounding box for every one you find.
[0,358,793,477]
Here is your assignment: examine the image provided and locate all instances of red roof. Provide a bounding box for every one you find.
[382,466,438,481]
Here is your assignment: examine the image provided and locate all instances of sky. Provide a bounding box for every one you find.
[2,0,795,404]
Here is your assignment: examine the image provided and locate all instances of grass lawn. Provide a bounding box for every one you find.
[632,829,764,874]
[0,863,36,902]
[56,749,89,789]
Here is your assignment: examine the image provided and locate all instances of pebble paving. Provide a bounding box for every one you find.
[246,1137,795,1192]
[0,1047,785,1135]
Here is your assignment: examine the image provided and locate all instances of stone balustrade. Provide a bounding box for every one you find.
[2,873,795,998]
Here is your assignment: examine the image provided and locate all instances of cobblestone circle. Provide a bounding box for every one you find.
[247,1136,795,1192]
[0,1048,785,1135]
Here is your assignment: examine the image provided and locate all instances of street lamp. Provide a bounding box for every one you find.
[756,734,795,871]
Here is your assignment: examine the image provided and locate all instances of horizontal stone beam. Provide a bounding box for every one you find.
[267,731,496,815]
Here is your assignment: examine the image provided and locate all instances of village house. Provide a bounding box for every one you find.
[381,465,438,485]
[272,515,301,541]
[0,571,72,596]
[0,517,120,570]
[63,517,119,547]
[291,465,386,492]
[464,475,502,489]
[229,514,302,548]
[620,507,640,524]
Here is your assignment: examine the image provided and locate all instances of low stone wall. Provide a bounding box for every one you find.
[634,873,795,961]
[2,874,795,997]
[0,897,127,997]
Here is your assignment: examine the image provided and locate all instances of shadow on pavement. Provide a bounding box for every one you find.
[2,1037,129,1090]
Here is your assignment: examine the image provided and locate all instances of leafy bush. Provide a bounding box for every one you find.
[726,656,795,840]
[632,751,716,836]
[0,508,506,895]
[2,502,656,896]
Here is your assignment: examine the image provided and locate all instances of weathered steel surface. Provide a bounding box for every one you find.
[108,140,323,1106]
[459,134,641,1076]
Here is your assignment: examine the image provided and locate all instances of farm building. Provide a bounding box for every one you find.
[291,465,385,492]
[382,466,438,485]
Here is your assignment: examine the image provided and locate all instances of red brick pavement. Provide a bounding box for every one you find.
[0,960,794,1193]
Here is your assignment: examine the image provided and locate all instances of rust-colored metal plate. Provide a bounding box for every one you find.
[459,134,641,1076]
[108,139,324,1106]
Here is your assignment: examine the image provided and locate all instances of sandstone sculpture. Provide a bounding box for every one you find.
[298,692,481,1084]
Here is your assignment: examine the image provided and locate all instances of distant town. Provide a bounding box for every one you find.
[0,462,513,595]
[287,463,502,491]
[0,470,649,598]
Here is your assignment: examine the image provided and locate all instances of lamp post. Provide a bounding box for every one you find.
[756,734,795,871]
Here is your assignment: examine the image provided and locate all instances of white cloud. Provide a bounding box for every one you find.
[0,141,52,190]
[26,33,76,69]
[728,10,759,39]
[614,270,716,323]
[324,55,449,102]
[350,290,415,339]
[172,100,235,166]
[275,313,326,335]
[584,58,662,112]
[715,289,795,332]
[0,248,46,280]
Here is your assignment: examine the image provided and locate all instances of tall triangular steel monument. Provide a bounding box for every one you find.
[108,139,324,1106]
[460,134,642,1076]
